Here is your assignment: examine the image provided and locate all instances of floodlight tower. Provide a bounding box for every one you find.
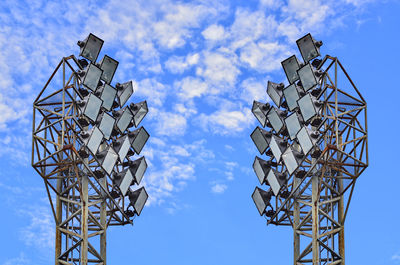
[250,33,368,264]
[32,33,150,264]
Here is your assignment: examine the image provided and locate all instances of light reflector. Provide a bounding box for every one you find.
[128,127,150,155]
[282,146,305,175]
[98,112,115,140]
[117,81,134,107]
[267,107,285,133]
[298,63,317,91]
[78,33,104,62]
[252,187,272,216]
[296,33,321,63]
[284,112,302,140]
[130,101,148,127]
[281,55,300,84]
[283,84,301,111]
[128,187,148,216]
[82,63,103,91]
[267,81,284,107]
[100,55,119,84]
[250,127,272,155]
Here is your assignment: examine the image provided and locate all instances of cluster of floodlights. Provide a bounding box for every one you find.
[250,33,326,218]
[75,33,149,218]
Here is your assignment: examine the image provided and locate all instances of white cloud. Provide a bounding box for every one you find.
[135,78,167,107]
[196,50,240,92]
[211,183,227,193]
[196,106,254,135]
[202,24,227,41]
[175,76,208,100]
[165,53,199,74]
[153,111,187,137]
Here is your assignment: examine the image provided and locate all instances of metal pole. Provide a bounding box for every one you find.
[55,136,62,264]
[293,176,300,265]
[81,174,89,264]
[100,144,107,264]
[338,136,345,264]
[312,173,319,264]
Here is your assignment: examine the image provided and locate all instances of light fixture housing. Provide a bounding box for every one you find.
[77,33,104,63]
[97,112,115,140]
[297,93,323,123]
[296,127,319,155]
[284,112,303,140]
[81,63,103,91]
[296,33,322,63]
[283,84,303,112]
[281,146,305,175]
[251,127,272,155]
[252,101,271,127]
[267,107,287,134]
[96,145,119,175]
[281,55,300,84]
[77,93,103,123]
[113,107,134,134]
[267,81,284,107]
[297,63,317,91]
[129,101,148,128]
[97,84,117,111]
[99,55,119,84]
[113,169,134,196]
[80,126,104,156]
[116,81,134,107]
[126,157,147,185]
[128,127,150,155]
[269,134,287,162]
[252,187,273,216]
[113,134,131,162]
[127,187,148,216]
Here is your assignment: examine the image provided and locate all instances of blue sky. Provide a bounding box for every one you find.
[0,0,399,264]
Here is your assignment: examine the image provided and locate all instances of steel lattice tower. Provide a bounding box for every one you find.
[251,34,368,264]
[32,34,150,264]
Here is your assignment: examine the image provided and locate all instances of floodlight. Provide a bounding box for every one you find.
[296,127,319,155]
[80,126,104,156]
[266,168,287,196]
[113,169,134,196]
[253,156,273,185]
[99,55,119,84]
[123,157,147,185]
[252,101,271,127]
[128,127,150,155]
[267,81,284,107]
[116,81,134,107]
[297,63,317,91]
[281,55,301,84]
[267,107,287,133]
[284,112,303,140]
[253,156,286,195]
[252,187,273,216]
[96,84,117,111]
[282,146,305,175]
[129,101,148,128]
[297,93,323,123]
[77,93,103,123]
[269,135,287,162]
[113,135,131,162]
[250,127,272,155]
[296,33,322,63]
[97,112,115,140]
[283,84,303,111]
[113,107,134,133]
[78,63,103,91]
[77,33,104,62]
[96,146,118,175]
[127,187,148,216]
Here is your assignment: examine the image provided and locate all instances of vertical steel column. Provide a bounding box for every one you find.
[81,174,89,264]
[100,177,107,264]
[293,175,300,265]
[55,136,62,264]
[312,173,319,264]
[338,136,345,264]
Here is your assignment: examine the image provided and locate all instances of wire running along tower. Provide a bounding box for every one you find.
[250,33,368,264]
[32,33,150,264]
